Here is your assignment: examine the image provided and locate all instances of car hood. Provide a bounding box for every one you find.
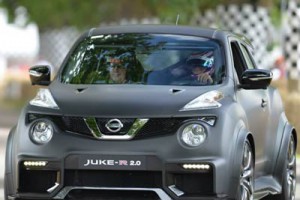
[49,82,220,118]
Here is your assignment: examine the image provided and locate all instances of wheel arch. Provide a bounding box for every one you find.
[232,128,254,175]
[247,133,255,165]
[228,122,254,198]
[5,126,17,196]
[291,128,297,150]
[273,122,297,183]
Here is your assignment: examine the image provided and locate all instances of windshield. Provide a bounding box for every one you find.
[61,33,225,86]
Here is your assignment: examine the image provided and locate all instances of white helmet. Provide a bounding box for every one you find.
[186,51,214,70]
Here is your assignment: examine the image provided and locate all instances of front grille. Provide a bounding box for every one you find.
[27,113,189,139]
[64,170,163,188]
[62,116,91,136]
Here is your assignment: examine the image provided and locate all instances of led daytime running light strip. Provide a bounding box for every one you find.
[182,164,210,170]
[24,161,48,167]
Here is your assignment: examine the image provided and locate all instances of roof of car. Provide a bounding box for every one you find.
[88,25,233,39]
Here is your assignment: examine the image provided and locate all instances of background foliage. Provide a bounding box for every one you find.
[1,0,280,30]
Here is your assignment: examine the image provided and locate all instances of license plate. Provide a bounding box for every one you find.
[79,155,146,170]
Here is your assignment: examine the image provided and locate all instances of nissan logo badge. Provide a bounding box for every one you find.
[105,119,124,133]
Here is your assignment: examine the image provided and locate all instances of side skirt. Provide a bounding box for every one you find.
[254,176,281,199]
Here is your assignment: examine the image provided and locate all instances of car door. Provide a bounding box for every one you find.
[230,40,270,176]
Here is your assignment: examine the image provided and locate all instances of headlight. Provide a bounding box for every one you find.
[179,123,207,147]
[30,120,53,144]
[30,88,59,109]
[180,90,223,111]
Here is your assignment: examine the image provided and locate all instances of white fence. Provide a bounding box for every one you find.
[193,4,275,69]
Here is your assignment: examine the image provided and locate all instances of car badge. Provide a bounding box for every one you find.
[105,119,124,133]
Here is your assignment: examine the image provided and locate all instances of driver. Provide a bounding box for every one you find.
[108,58,128,84]
[107,52,133,84]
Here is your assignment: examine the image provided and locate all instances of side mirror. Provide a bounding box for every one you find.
[239,69,273,90]
[29,65,51,86]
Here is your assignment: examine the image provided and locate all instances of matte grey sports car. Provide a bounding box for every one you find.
[5,25,297,200]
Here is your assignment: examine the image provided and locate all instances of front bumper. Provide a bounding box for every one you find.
[7,108,239,200]
[10,154,231,200]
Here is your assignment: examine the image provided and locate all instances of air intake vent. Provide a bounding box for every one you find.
[65,190,161,200]
[64,170,163,188]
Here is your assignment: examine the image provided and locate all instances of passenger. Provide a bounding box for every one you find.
[186,51,214,84]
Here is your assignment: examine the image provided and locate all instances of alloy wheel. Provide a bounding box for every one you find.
[239,141,254,200]
[286,135,296,200]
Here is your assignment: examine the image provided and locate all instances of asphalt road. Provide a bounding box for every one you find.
[0,127,299,200]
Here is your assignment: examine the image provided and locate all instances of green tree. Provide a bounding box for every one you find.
[1,0,279,30]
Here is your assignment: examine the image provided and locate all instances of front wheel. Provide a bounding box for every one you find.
[285,134,297,200]
[236,139,254,200]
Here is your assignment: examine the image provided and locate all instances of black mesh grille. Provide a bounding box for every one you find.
[62,116,91,136]
[65,190,161,200]
[27,113,189,139]
[135,118,185,139]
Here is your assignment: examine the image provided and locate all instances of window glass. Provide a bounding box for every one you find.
[240,44,255,69]
[61,33,225,86]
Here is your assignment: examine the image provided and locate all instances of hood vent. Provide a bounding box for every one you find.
[76,88,87,93]
[169,88,185,94]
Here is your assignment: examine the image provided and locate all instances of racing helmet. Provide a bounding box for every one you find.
[186,51,214,70]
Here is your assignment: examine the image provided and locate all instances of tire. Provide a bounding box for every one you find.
[265,134,296,200]
[236,139,254,200]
